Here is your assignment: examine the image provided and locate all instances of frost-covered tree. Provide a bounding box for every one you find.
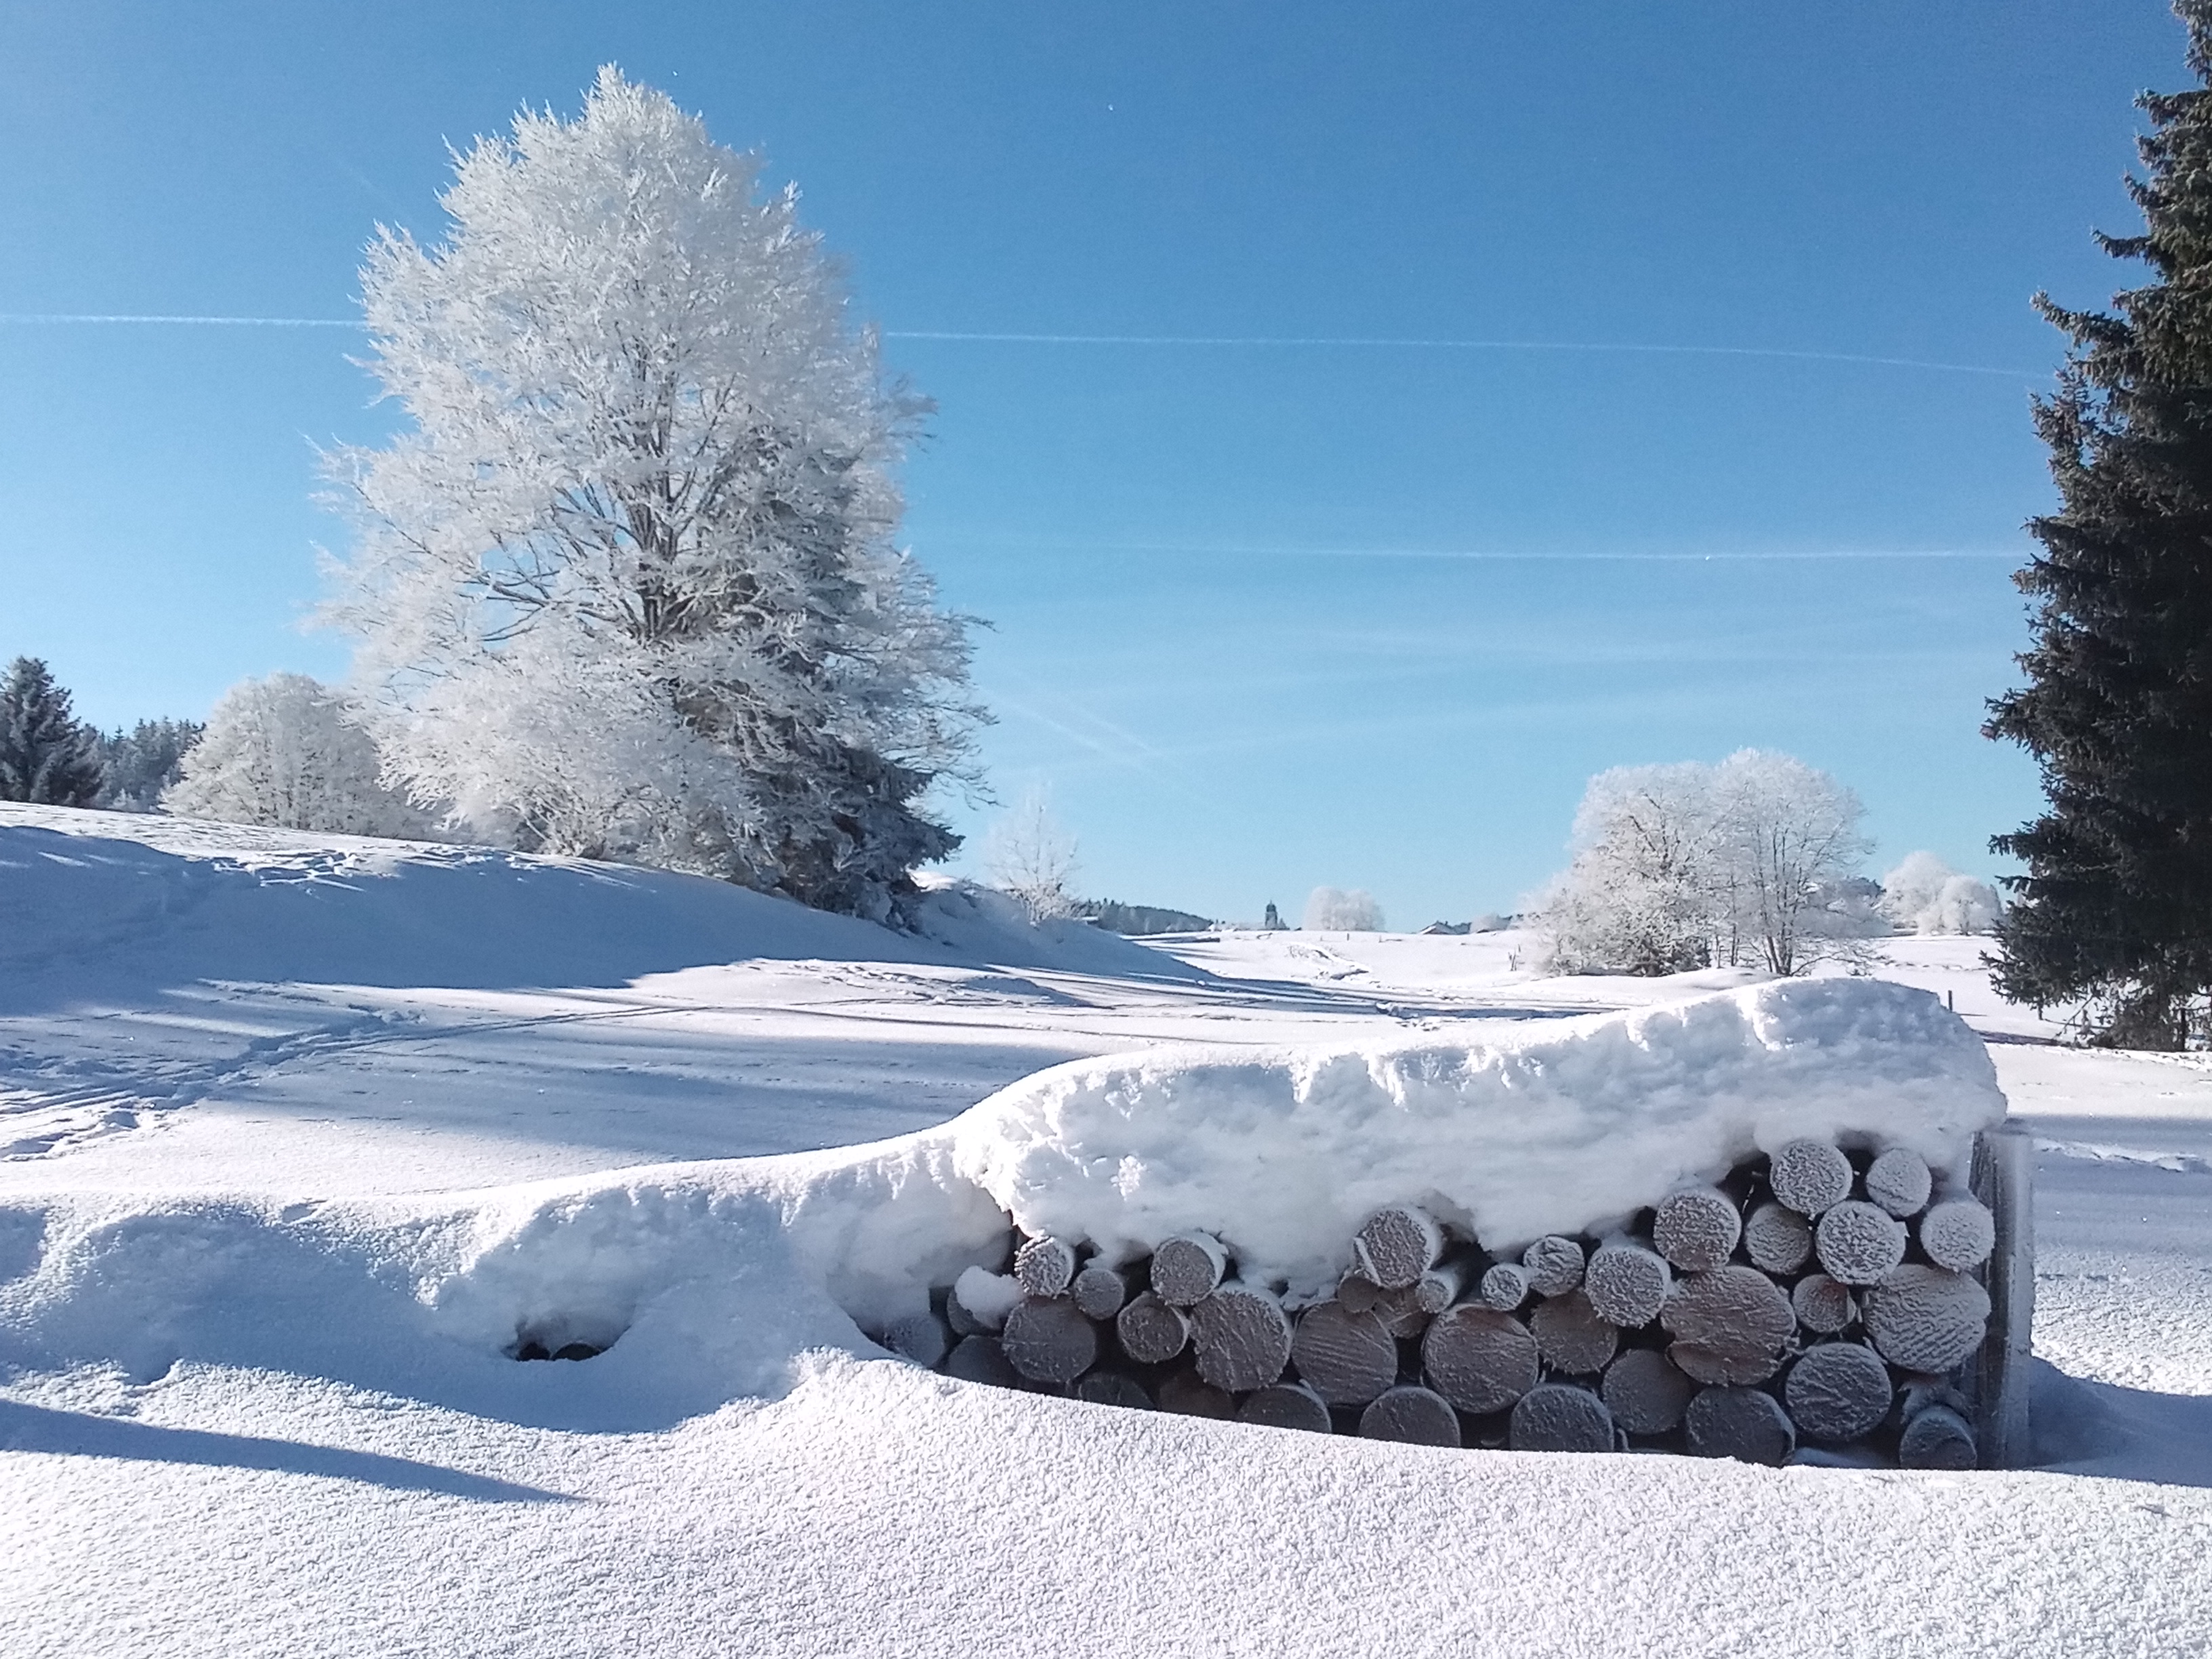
[1305,886,1385,931]
[1881,851,2003,937]
[323,68,981,923]
[0,657,102,806]
[1534,750,1872,976]
[984,786,1080,922]
[94,718,204,812]
[163,674,432,838]
[1984,1,2212,1047]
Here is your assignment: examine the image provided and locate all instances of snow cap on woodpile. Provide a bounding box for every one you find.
[949,979,2005,1303]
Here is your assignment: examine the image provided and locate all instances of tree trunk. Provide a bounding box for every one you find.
[1583,1241,1671,1328]
[1014,1235,1079,1298]
[1359,1385,1462,1447]
[1074,1371,1153,1410]
[1420,1305,1540,1414]
[1156,1368,1236,1418]
[1918,1197,1996,1271]
[1292,1300,1400,1406]
[1070,1263,1130,1321]
[1814,1201,1909,1286]
[1151,1232,1229,1307]
[1782,1342,1894,1443]
[1372,1284,1432,1340]
[1684,1386,1797,1465]
[1239,1382,1334,1434]
[1191,1282,1294,1393]
[1744,1202,1814,1275]
[1521,1235,1586,1296]
[999,1294,1099,1385]
[1509,1383,1615,1452]
[1861,1265,1990,1373]
[1530,1289,1620,1376]
[1116,1290,1194,1365]
[1336,1271,1383,1314]
[1352,1204,1445,1290]
[1769,1139,1853,1218]
[1600,1348,1696,1435]
[1654,1187,1742,1272]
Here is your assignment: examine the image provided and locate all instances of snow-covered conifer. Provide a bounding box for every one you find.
[0,657,103,806]
[322,68,980,921]
[1304,886,1385,931]
[163,673,431,838]
[94,718,204,812]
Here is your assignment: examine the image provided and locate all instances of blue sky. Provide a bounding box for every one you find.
[0,0,2187,922]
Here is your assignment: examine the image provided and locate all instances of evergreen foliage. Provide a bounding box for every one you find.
[94,718,204,812]
[0,657,103,806]
[1986,1,2212,1048]
[1082,898,1214,936]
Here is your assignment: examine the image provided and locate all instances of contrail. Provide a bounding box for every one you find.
[0,312,2041,377]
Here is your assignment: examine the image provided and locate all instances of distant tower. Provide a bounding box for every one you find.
[1263,901,1284,930]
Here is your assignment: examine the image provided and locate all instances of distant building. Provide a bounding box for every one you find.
[1263,901,1285,930]
[1418,921,1471,936]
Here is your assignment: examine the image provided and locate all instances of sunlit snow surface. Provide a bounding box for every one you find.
[2,803,2209,1658]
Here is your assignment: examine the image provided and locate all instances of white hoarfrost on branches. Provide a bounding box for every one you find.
[1305,886,1385,932]
[321,67,982,922]
[1881,851,2003,936]
[1534,750,1875,977]
[983,785,1080,922]
[163,674,433,838]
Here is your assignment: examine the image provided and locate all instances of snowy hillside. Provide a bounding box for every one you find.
[3,806,2209,1657]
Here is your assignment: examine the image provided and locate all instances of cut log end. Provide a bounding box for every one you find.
[1294,1300,1400,1407]
[1583,1242,1671,1329]
[1660,1265,1794,1379]
[1191,1282,1293,1393]
[1865,1147,1933,1218]
[943,1334,1021,1389]
[1359,1385,1462,1448]
[1769,1139,1854,1218]
[1530,1289,1619,1376]
[1116,1290,1194,1365]
[1522,1235,1586,1297]
[1861,1264,1990,1373]
[1654,1187,1743,1272]
[1013,1235,1078,1299]
[1151,1232,1229,1307]
[1479,1261,1532,1311]
[999,1294,1099,1384]
[1744,1203,1814,1275]
[1352,1204,1445,1290]
[1239,1382,1334,1434]
[1422,1305,1540,1414]
[1814,1200,1909,1286]
[1898,1404,1978,1470]
[1685,1386,1797,1465]
[1070,1263,1130,1322]
[1509,1383,1615,1452]
[1919,1197,1996,1272]
[1601,1348,1696,1435]
[882,1311,951,1370]
[1073,1371,1153,1411]
[1155,1368,1237,1418]
[1415,1258,1468,1315]
[1792,1272,1858,1335]
[1784,1342,1894,1443]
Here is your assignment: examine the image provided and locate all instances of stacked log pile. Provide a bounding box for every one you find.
[897,1134,2020,1469]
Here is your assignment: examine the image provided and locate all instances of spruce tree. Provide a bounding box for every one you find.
[0,657,104,807]
[1985,0,2212,1048]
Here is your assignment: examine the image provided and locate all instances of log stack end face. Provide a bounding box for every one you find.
[928,1129,2015,1471]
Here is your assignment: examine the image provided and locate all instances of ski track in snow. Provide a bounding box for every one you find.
[3,804,2211,1657]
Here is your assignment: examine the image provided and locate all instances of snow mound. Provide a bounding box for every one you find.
[0,804,1200,1012]
[946,977,2007,1300]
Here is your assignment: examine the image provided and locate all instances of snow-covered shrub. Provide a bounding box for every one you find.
[321,68,980,921]
[1305,887,1385,931]
[163,674,433,838]
[984,787,1080,923]
[1534,750,1875,976]
[1881,852,2003,936]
